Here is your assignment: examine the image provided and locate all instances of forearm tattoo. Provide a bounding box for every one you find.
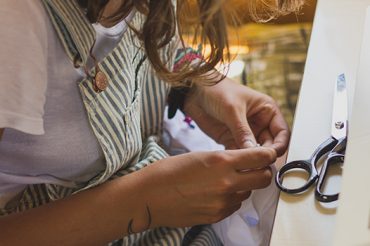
[127,205,152,235]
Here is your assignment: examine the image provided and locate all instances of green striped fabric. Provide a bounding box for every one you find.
[0,0,222,245]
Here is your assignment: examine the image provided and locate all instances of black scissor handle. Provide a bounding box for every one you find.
[275,137,338,194]
[315,137,347,202]
[275,159,318,194]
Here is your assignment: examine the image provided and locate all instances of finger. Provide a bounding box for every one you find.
[226,111,257,149]
[249,103,275,137]
[257,129,274,147]
[232,166,273,192]
[234,190,252,202]
[211,190,251,207]
[224,142,238,150]
[226,147,277,170]
[224,190,252,206]
[271,129,290,156]
[268,111,290,156]
[217,130,238,149]
[250,104,290,156]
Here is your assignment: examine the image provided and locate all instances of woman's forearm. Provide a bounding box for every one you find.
[0,170,152,246]
[0,147,277,245]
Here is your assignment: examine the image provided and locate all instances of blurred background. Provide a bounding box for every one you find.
[226,0,317,126]
[190,0,317,127]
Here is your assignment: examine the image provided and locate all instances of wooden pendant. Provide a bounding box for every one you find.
[93,69,108,93]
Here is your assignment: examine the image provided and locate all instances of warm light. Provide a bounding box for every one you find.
[229,45,250,55]
[189,44,250,57]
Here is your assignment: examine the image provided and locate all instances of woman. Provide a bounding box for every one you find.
[0,0,303,245]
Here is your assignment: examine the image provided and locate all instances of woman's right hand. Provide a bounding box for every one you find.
[138,146,277,229]
[0,147,275,246]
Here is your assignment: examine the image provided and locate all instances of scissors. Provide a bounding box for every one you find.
[275,74,348,203]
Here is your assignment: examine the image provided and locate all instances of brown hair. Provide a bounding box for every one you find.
[248,0,305,22]
[78,0,305,86]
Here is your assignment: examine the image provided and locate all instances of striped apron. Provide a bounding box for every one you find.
[0,0,222,245]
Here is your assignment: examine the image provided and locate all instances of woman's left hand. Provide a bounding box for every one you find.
[183,76,290,156]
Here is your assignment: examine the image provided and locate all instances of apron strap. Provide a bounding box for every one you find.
[41,0,95,68]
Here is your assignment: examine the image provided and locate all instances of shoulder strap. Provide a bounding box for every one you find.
[41,0,95,67]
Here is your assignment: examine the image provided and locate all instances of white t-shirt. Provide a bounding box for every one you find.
[0,0,133,207]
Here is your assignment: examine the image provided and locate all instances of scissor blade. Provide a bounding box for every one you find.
[331,74,348,140]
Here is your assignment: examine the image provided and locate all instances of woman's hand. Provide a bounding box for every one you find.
[139,147,276,228]
[184,76,290,156]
